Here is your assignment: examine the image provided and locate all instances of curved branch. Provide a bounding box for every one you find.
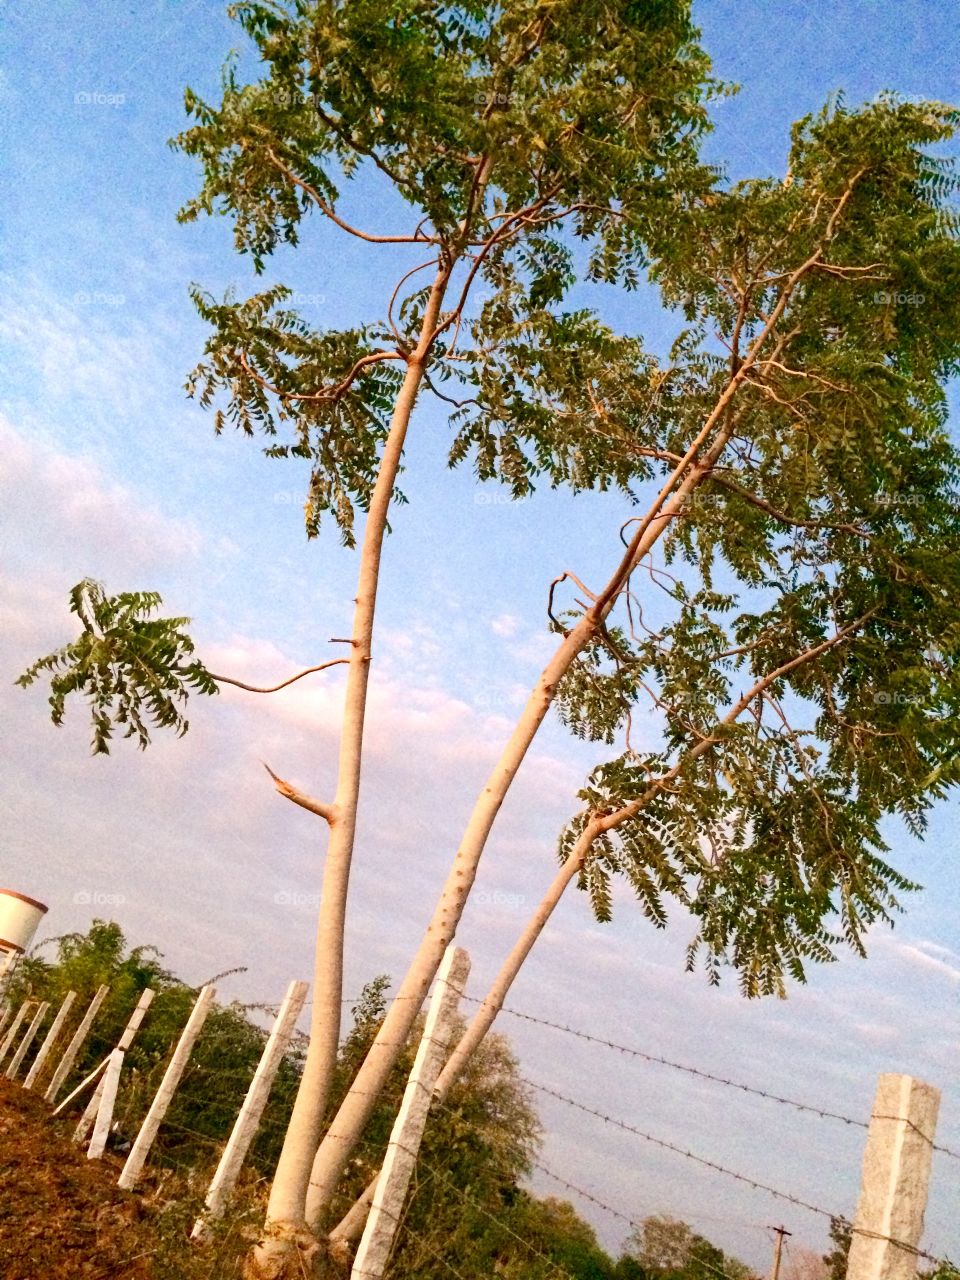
[238,349,404,405]
[208,658,349,694]
[265,147,438,245]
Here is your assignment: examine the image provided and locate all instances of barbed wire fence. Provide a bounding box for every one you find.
[1,974,956,1279]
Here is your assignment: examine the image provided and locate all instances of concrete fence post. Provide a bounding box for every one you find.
[352,946,471,1280]
[24,991,76,1090]
[0,1001,33,1067]
[44,984,110,1103]
[73,988,155,1149]
[5,1000,50,1079]
[192,978,309,1238]
[118,983,216,1190]
[845,1073,940,1280]
[87,1050,124,1160]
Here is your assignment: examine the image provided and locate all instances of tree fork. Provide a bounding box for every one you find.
[304,209,856,1226]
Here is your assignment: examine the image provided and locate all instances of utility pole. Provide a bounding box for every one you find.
[770,1225,792,1280]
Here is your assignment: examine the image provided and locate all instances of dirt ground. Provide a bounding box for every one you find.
[0,1077,156,1280]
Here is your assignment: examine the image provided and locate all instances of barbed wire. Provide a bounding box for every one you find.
[522,1075,949,1266]
[415,1131,580,1280]
[462,996,960,1163]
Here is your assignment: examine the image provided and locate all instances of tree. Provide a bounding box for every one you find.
[621,1215,755,1280]
[822,1217,852,1280]
[624,1215,698,1274]
[19,1,719,1274]
[328,92,960,1248]
[18,8,960,1278]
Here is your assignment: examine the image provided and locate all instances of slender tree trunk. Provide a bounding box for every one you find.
[304,416,738,1229]
[252,268,452,1277]
[328,845,586,1251]
[303,236,829,1228]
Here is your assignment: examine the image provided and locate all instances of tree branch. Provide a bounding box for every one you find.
[262,761,337,824]
[208,658,349,694]
[238,349,404,405]
[264,146,438,245]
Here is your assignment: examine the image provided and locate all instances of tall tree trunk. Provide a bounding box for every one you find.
[251,267,452,1278]
[304,240,826,1229]
[304,416,739,1229]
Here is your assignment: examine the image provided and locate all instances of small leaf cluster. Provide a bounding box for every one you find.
[187,284,406,544]
[16,579,217,754]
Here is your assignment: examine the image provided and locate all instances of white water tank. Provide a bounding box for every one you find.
[0,889,48,954]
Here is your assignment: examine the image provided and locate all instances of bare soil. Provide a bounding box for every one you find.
[0,1077,156,1280]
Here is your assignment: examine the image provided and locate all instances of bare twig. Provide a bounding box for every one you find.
[209,659,349,694]
[262,762,337,824]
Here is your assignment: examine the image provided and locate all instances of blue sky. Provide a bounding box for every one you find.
[1,0,958,1269]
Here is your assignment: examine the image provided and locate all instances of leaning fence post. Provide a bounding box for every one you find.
[5,1000,49,1079]
[192,979,308,1237]
[0,1000,33,1067]
[352,946,471,1280]
[845,1073,941,1280]
[74,988,155,1149]
[24,990,76,1090]
[44,984,110,1103]
[118,983,216,1190]
[87,1049,124,1160]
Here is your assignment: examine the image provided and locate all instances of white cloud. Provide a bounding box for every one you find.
[491,612,521,638]
[893,943,960,984]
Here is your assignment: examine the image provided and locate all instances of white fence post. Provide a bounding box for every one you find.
[0,950,19,1005]
[845,1073,941,1280]
[87,1050,124,1160]
[5,1000,49,1079]
[74,988,155,1148]
[24,990,76,1090]
[192,979,308,1238]
[352,946,471,1280]
[0,1000,33,1067]
[44,984,110,1103]
[118,983,216,1190]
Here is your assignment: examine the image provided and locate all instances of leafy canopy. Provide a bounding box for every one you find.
[555,96,960,993]
[174,0,721,543]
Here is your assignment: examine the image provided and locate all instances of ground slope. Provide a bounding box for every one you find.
[0,1077,155,1280]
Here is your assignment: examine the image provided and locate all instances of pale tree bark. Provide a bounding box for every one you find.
[253,265,457,1276]
[328,606,876,1250]
[304,210,856,1229]
[254,155,502,1274]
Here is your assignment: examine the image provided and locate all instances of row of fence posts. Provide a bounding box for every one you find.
[0,944,947,1280]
